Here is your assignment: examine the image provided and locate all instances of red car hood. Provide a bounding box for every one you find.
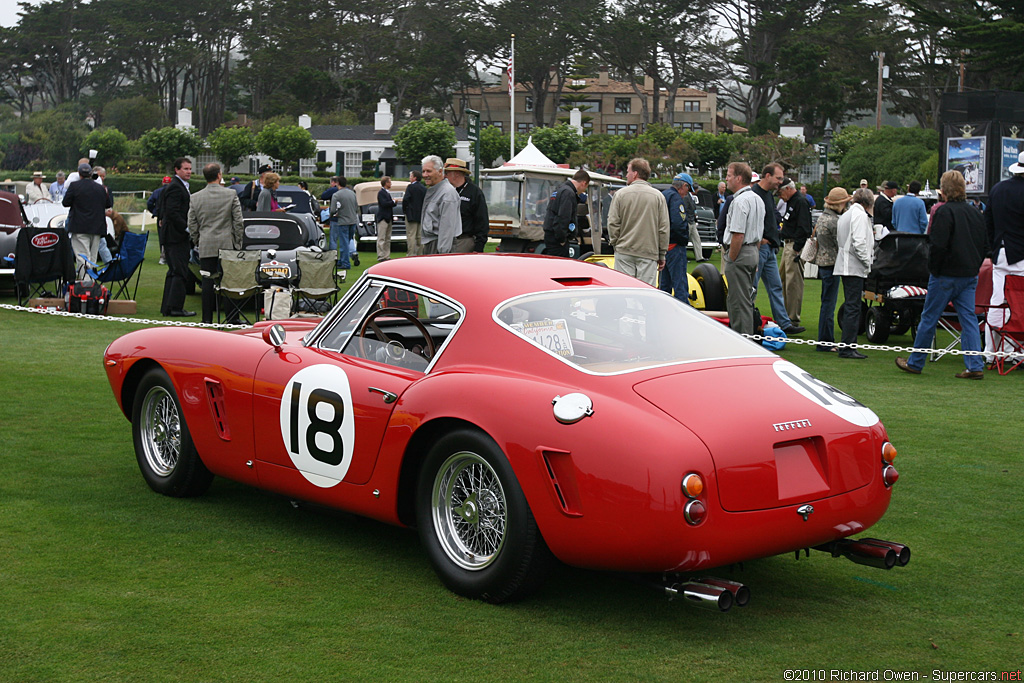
[633,359,882,513]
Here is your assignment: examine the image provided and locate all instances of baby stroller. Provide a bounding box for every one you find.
[860,232,930,343]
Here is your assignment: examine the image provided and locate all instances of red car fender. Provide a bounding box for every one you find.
[370,369,719,569]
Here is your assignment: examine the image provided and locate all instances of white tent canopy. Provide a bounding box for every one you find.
[503,137,558,167]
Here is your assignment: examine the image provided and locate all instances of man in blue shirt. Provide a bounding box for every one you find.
[892,181,928,233]
[661,173,693,303]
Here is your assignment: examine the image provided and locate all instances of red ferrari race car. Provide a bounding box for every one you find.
[103,254,908,611]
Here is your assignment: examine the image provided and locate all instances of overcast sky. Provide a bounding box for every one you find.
[1,0,41,27]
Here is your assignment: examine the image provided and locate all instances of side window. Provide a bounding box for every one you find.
[320,282,462,371]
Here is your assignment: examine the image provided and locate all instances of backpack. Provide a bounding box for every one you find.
[67,281,109,315]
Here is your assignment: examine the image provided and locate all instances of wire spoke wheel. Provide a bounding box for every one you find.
[140,385,181,477]
[431,451,507,571]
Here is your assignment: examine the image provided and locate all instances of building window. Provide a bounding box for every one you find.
[683,100,701,112]
[614,98,631,113]
[525,96,533,112]
[578,99,601,113]
[606,124,638,136]
[344,151,362,177]
[517,122,532,134]
[673,122,704,131]
[485,121,503,132]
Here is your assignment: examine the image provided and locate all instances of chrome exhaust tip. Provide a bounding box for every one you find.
[696,577,751,607]
[816,539,897,570]
[859,538,911,566]
[668,581,734,612]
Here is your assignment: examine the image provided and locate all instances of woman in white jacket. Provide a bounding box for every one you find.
[834,188,876,358]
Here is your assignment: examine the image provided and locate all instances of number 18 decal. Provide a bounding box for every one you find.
[279,365,355,487]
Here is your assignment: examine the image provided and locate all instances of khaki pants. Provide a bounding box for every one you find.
[406,221,421,256]
[613,252,659,287]
[780,240,805,323]
[724,244,759,336]
[376,219,392,261]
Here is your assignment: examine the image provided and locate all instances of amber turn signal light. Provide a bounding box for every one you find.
[681,473,704,499]
[882,442,897,463]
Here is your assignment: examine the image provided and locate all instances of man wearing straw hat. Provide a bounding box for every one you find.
[443,158,489,253]
[25,172,51,204]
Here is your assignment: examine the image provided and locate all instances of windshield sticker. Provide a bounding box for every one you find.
[511,318,574,357]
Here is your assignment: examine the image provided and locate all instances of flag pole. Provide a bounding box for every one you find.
[509,34,515,160]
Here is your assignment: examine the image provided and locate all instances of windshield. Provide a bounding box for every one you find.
[496,288,769,374]
[483,178,521,224]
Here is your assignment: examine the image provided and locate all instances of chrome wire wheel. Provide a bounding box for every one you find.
[139,385,181,477]
[431,451,508,571]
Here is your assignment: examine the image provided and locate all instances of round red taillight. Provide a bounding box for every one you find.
[883,465,899,487]
[684,499,707,525]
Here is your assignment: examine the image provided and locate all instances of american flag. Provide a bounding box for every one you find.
[507,56,513,97]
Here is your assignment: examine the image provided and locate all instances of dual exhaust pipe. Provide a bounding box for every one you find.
[665,577,750,612]
[815,537,911,570]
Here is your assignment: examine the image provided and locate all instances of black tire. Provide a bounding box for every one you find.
[865,306,891,343]
[692,262,726,310]
[416,429,552,603]
[132,368,213,497]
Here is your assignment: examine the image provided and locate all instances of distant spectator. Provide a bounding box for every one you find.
[723,161,763,336]
[927,190,945,233]
[443,158,489,253]
[608,158,669,286]
[65,158,89,184]
[714,181,727,218]
[542,169,589,258]
[188,163,244,324]
[240,164,271,211]
[63,162,113,282]
[49,171,67,202]
[330,177,359,272]
[896,170,988,378]
[158,157,194,317]
[892,180,928,234]
[778,178,813,325]
[873,180,898,233]
[834,187,875,359]
[25,172,51,204]
[859,179,869,189]
[800,184,816,208]
[404,170,426,257]
[661,172,693,303]
[256,172,284,211]
[812,187,850,351]
[419,155,460,255]
[375,176,396,261]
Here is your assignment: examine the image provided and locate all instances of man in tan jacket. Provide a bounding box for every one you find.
[608,158,669,286]
[188,163,244,323]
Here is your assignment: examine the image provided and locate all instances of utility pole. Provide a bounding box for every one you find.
[958,50,966,92]
[875,52,885,130]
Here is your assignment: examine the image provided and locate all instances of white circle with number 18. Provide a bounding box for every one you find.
[279,365,355,487]
[773,360,879,428]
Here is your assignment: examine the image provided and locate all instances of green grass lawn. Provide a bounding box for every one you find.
[1,240,1021,681]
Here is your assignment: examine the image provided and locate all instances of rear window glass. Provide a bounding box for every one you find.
[495,289,769,374]
[245,223,281,239]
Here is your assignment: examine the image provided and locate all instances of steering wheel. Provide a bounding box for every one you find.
[358,307,436,362]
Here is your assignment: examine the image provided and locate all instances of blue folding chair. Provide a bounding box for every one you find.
[85,231,149,300]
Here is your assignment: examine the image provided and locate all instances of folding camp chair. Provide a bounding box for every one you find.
[983,274,1024,375]
[14,226,75,305]
[292,249,339,315]
[85,231,149,300]
[215,249,262,325]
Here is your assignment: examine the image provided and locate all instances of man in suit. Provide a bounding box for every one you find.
[188,163,244,323]
[403,170,426,257]
[62,161,112,282]
[239,164,271,211]
[158,157,194,317]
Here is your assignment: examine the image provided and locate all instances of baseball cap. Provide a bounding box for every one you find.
[673,172,695,189]
[77,162,92,175]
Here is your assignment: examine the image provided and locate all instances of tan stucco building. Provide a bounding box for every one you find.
[459,68,725,136]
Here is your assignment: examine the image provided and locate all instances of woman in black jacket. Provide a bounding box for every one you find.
[896,170,989,378]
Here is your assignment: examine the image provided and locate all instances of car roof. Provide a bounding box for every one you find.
[355,180,409,205]
[365,253,646,309]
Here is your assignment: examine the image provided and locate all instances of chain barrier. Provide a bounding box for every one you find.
[0,302,247,329]
[2,301,1021,360]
